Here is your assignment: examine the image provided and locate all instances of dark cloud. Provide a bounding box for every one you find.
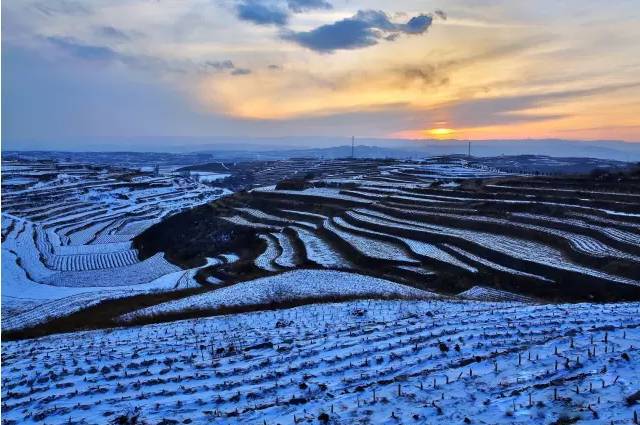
[231,68,252,75]
[281,10,435,52]
[46,36,119,61]
[402,14,433,34]
[203,60,235,72]
[287,0,332,13]
[268,64,282,70]
[97,26,131,41]
[201,60,252,76]
[282,18,378,52]
[401,66,449,87]
[236,0,288,26]
[434,9,447,20]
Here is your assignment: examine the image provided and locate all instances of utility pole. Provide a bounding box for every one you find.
[467,140,471,158]
[351,136,355,159]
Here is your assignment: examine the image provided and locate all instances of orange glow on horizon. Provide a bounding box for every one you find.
[391,124,640,142]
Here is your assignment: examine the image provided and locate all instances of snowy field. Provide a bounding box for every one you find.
[2,299,639,424]
[2,155,640,424]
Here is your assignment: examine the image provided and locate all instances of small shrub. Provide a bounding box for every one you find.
[111,408,145,425]
[275,179,309,191]
[351,308,366,317]
[626,390,640,406]
[551,415,579,425]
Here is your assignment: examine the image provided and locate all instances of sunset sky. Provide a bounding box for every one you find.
[2,0,640,148]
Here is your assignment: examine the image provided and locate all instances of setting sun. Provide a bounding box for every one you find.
[428,128,456,137]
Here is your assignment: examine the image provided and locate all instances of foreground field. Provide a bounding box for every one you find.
[2,299,638,424]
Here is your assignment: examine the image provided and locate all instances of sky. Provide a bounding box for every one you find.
[2,0,640,150]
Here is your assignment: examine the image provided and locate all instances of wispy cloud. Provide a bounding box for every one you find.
[96,26,131,42]
[32,0,90,17]
[46,36,119,61]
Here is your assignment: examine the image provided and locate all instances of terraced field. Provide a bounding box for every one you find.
[3,156,640,335]
[2,299,639,424]
[138,157,640,304]
[1,159,229,331]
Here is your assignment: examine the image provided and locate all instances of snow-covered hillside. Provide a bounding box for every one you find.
[120,270,437,322]
[1,160,229,330]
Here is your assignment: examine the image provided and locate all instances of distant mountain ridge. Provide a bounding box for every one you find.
[4,141,640,165]
[4,137,640,161]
